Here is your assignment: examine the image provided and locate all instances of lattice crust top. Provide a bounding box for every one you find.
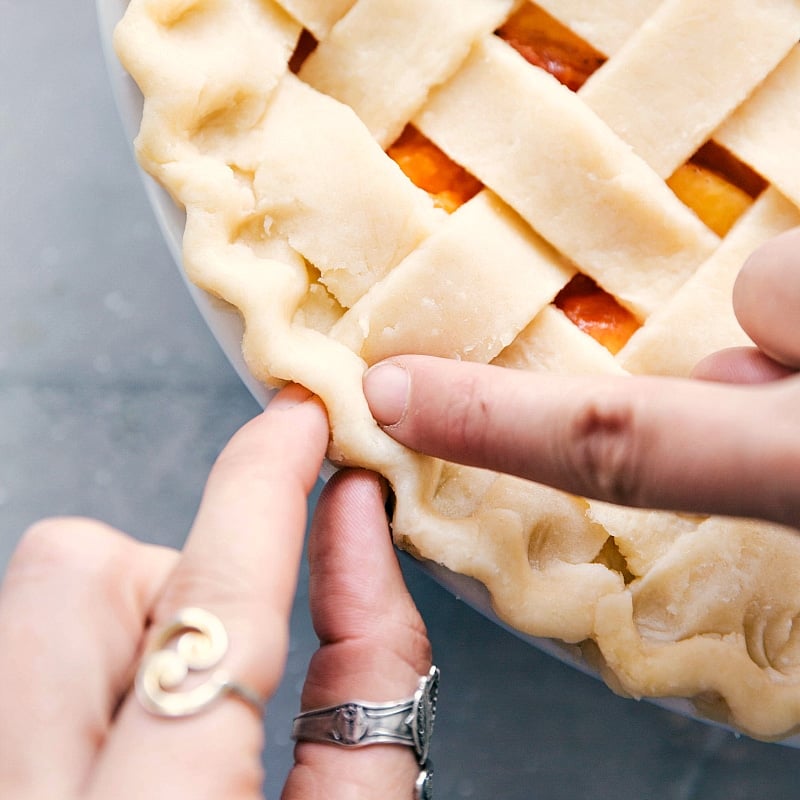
[115,0,800,738]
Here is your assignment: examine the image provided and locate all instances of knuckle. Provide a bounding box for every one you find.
[368,602,431,673]
[302,615,432,711]
[395,615,433,674]
[563,392,644,507]
[440,372,493,458]
[206,449,276,503]
[367,602,432,675]
[154,559,258,621]
[7,517,130,589]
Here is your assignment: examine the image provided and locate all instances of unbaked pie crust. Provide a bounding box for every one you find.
[115,0,800,738]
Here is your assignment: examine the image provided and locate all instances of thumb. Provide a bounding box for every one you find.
[283,470,433,800]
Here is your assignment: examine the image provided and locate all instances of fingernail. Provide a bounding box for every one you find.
[269,383,314,410]
[363,362,409,427]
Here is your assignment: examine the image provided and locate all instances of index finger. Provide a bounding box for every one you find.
[89,385,329,800]
[363,355,800,528]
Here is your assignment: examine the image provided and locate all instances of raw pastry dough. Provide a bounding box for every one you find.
[115,0,800,738]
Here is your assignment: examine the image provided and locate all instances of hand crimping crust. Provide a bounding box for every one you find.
[115,0,800,738]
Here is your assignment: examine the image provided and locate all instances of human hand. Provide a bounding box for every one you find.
[0,385,432,800]
[362,227,800,528]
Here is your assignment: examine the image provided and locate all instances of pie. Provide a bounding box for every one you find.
[114,0,800,739]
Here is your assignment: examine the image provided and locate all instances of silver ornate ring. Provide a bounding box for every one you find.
[135,607,266,718]
[291,665,439,765]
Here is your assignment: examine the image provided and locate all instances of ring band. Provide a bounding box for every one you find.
[416,763,434,800]
[135,607,265,718]
[291,665,439,764]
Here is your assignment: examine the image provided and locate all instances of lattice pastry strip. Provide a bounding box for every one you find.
[533,0,663,55]
[330,190,575,365]
[272,0,355,39]
[493,305,628,377]
[252,74,444,308]
[578,0,800,179]
[415,34,720,319]
[518,4,800,212]
[715,45,800,211]
[298,0,516,148]
[115,0,800,738]
[618,188,800,377]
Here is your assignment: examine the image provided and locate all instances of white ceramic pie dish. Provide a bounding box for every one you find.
[96,0,800,747]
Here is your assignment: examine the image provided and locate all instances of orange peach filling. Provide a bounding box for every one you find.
[496,2,606,91]
[554,275,639,355]
[666,142,767,236]
[387,126,483,213]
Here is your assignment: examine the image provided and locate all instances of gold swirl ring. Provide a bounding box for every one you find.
[135,607,265,718]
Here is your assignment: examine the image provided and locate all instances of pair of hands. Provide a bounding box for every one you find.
[1,228,797,799]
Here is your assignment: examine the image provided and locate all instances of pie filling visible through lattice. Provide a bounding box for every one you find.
[115,0,800,738]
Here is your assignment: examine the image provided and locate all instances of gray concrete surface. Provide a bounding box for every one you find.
[2,3,800,797]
